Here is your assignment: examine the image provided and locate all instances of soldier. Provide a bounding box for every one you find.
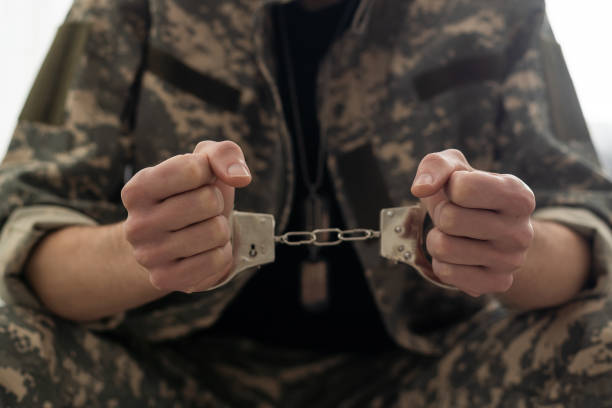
[1,0,612,406]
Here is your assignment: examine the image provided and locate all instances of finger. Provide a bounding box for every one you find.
[154,185,225,232]
[431,201,532,247]
[122,154,215,207]
[214,180,235,218]
[426,228,525,271]
[447,171,535,216]
[149,241,233,292]
[419,189,447,225]
[168,216,231,260]
[134,215,231,268]
[187,246,235,293]
[410,149,473,199]
[194,141,252,188]
[432,259,514,296]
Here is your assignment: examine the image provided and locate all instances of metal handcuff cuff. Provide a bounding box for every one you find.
[229,203,456,290]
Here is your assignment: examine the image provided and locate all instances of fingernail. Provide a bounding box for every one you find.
[413,173,433,187]
[227,162,250,177]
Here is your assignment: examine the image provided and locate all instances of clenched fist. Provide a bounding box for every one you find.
[121,141,251,293]
[411,149,536,297]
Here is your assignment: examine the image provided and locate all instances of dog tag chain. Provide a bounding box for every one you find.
[301,194,331,311]
[277,5,358,312]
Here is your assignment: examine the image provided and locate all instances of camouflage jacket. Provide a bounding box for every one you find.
[1,0,612,355]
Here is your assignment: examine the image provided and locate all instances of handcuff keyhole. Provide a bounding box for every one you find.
[249,244,257,258]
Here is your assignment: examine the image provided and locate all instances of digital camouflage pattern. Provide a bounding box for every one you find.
[1,0,612,406]
[2,297,612,407]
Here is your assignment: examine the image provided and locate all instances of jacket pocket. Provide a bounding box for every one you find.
[145,45,241,113]
[413,53,505,101]
[19,22,91,125]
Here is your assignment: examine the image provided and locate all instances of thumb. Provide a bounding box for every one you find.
[194,140,252,188]
[411,149,472,198]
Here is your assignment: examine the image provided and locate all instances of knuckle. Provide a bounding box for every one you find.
[216,140,242,155]
[206,215,231,246]
[223,243,235,268]
[120,184,134,207]
[447,172,471,203]
[183,155,204,181]
[502,175,536,214]
[217,255,234,280]
[133,246,158,269]
[121,174,146,208]
[445,148,467,163]
[200,186,224,215]
[435,261,453,280]
[425,231,437,257]
[521,190,537,215]
[198,261,232,291]
[214,216,232,244]
[149,269,173,291]
[514,191,536,215]
[194,141,212,153]
[500,251,526,271]
[123,216,147,243]
[212,141,245,165]
[194,141,227,157]
[493,274,514,293]
[502,273,515,292]
[422,152,445,167]
[212,242,234,271]
[437,236,452,258]
[437,203,457,233]
[524,221,535,244]
[426,229,447,259]
[509,223,535,249]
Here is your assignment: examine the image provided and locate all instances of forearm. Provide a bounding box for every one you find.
[25,223,168,322]
[498,219,591,310]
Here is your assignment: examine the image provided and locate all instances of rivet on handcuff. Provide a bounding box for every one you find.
[228,203,455,290]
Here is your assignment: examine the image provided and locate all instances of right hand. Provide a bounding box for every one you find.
[121,141,251,293]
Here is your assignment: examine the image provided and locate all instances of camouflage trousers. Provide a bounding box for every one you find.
[1,296,612,408]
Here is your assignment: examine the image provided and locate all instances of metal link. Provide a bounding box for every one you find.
[338,228,381,241]
[275,231,316,246]
[312,228,342,246]
[275,227,380,247]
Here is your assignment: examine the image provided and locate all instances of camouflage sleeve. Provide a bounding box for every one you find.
[0,0,149,309]
[495,11,612,294]
[0,206,96,308]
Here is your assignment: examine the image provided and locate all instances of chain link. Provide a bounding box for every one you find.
[275,228,380,247]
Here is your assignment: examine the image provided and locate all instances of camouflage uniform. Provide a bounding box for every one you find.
[1,0,612,406]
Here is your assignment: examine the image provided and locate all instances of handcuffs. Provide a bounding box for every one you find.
[230,203,455,290]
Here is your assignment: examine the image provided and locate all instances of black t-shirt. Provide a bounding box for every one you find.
[209,0,395,352]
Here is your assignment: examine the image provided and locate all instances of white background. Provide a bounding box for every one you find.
[1,1,611,172]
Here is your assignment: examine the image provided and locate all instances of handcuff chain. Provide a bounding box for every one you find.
[275,228,381,247]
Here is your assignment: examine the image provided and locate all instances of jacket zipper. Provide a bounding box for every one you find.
[254,19,295,234]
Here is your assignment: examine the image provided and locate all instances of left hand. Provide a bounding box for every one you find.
[410,149,536,297]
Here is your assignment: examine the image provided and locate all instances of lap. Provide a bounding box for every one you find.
[399,295,612,407]
[2,294,611,407]
[250,295,612,407]
[174,295,612,407]
[0,305,225,407]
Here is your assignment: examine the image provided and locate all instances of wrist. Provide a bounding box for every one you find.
[497,220,591,310]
